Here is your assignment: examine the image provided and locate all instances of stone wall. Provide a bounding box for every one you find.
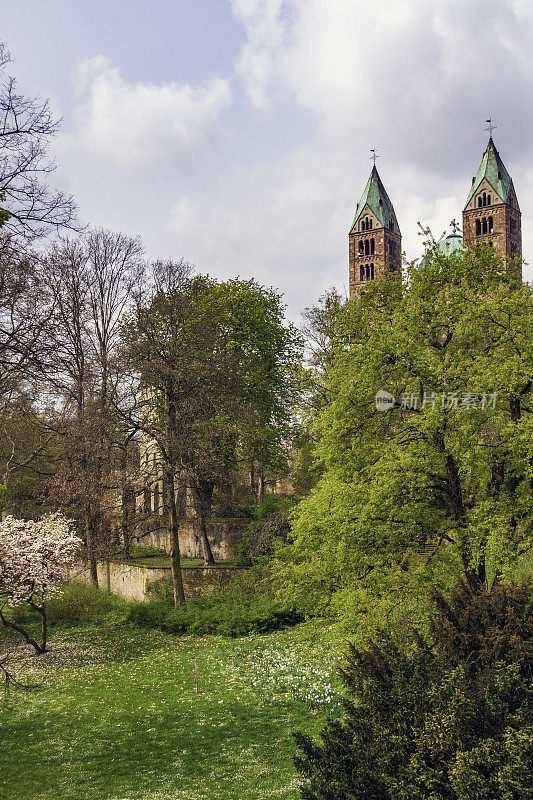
[71,559,247,602]
[141,517,245,561]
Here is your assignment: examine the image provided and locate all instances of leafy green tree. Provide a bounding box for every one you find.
[123,263,300,602]
[295,578,533,800]
[274,246,533,635]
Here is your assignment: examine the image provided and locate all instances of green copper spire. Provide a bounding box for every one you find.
[464,137,513,208]
[350,166,394,231]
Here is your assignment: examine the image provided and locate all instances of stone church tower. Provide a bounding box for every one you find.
[462,137,522,277]
[348,165,402,300]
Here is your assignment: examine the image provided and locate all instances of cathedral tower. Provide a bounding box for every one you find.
[349,165,401,300]
[462,137,522,276]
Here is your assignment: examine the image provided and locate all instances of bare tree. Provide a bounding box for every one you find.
[0,43,78,239]
[38,232,144,582]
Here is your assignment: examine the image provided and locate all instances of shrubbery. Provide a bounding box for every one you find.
[127,591,303,637]
[11,581,127,625]
[294,578,533,800]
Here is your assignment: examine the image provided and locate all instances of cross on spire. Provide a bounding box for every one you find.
[485,118,497,137]
[370,148,380,166]
[450,218,460,234]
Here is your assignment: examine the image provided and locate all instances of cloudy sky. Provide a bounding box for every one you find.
[3,0,533,317]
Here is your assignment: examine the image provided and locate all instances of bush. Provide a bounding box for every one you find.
[294,578,533,800]
[235,494,298,565]
[128,544,167,559]
[127,591,303,637]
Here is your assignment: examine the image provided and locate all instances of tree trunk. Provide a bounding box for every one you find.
[0,606,45,654]
[29,602,47,653]
[85,511,98,585]
[250,458,256,498]
[165,470,185,606]
[121,487,134,558]
[192,479,215,565]
[435,430,485,587]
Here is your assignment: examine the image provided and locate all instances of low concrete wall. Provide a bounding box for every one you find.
[71,559,247,602]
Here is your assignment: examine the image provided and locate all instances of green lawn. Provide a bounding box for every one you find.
[0,619,343,800]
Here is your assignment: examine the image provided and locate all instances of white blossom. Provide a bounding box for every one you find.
[0,514,82,607]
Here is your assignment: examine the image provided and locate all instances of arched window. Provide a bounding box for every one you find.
[488,216,493,234]
[370,238,375,255]
[369,219,373,230]
[360,265,364,281]
[478,196,483,208]
[358,240,364,255]
[364,240,370,255]
[482,192,487,207]
[487,194,491,206]
[365,264,370,279]
[475,219,481,236]
[482,218,488,234]
[370,264,375,280]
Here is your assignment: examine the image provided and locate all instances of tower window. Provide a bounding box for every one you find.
[365,264,370,279]
[364,240,370,256]
[488,216,493,234]
[475,219,481,236]
[360,265,364,281]
[369,219,373,230]
[482,192,487,207]
[478,196,483,208]
[482,218,488,234]
[370,238,375,255]
[370,263,375,280]
[487,194,491,205]
[358,240,364,255]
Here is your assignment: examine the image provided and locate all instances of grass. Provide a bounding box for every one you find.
[0,612,344,800]
[121,555,240,569]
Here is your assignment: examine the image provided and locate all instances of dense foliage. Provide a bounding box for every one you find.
[274,247,533,638]
[127,590,303,637]
[295,578,533,799]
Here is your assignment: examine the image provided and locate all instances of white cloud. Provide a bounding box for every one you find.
[230,0,288,108]
[72,56,231,173]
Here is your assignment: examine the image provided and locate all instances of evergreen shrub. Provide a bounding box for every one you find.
[294,578,533,800]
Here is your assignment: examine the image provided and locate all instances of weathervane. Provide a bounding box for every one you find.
[450,219,460,234]
[370,148,380,166]
[485,118,497,136]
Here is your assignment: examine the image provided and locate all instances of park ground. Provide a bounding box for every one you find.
[0,610,345,800]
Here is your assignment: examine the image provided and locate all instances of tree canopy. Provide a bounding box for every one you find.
[274,246,533,637]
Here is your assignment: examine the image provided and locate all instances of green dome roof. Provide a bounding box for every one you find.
[434,232,463,256]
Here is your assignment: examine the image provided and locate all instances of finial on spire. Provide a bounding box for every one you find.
[370,148,380,167]
[485,118,497,137]
[450,219,460,234]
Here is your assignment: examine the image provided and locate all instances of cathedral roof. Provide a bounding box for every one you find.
[434,232,463,256]
[464,137,512,208]
[351,166,395,230]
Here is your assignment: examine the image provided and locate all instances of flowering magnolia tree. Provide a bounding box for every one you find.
[0,514,82,653]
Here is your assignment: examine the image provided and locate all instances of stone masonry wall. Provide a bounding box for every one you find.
[71,559,247,602]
